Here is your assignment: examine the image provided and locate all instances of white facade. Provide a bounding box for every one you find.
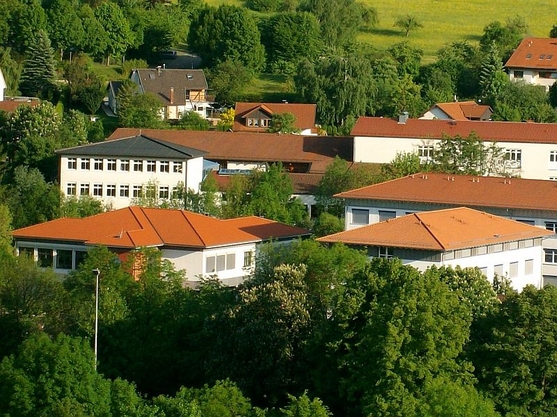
[59,154,204,209]
[508,68,557,91]
[353,136,557,181]
[0,68,5,101]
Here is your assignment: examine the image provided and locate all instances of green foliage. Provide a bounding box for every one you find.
[207,60,252,105]
[551,24,557,38]
[381,151,422,180]
[479,16,527,61]
[118,83,163,128]
[46,0,84,58]
[268,112,299,133]
[394,15,424,37]
[246,0,282,12]
[280,391,331,417]
[121,58,148,78]
[79,4,109,61]
[311,212,344,237]
[0,47,22,95]
[216,108,235,131]
[8,0,48,54]
[188,5,265,73]
[493,81,557,122]
[479,42,509,105]
[60,109,89,146]
[0,203,13,258]
[19,30,57,98]
[94,2,135,65]
[60,195,105,218]
[179,111,210,131]
[76,74,106,114]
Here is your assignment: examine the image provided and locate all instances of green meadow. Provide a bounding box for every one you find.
[203,0,554,62]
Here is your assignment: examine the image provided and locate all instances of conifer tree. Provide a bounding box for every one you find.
[19,30,57,98]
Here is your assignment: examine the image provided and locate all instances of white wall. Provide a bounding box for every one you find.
[0,69,6,101]
[508,68,557,91]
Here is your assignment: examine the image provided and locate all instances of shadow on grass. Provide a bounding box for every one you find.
[363,27,404,37]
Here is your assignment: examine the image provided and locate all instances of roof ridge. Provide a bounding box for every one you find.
[179,210,208,247]
[140,134,201,157]
[414,212,446,250]
[128,206,164,246]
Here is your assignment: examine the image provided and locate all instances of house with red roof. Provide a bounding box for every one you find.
[505,38,557,91]
[11,206,310,286]
[335,173,557,286]
[420,101,492,121]
[233,102,318,134]
[318,207,552,290]
[351,116,557,180]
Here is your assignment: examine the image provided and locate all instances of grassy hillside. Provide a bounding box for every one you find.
[204,0,553,62]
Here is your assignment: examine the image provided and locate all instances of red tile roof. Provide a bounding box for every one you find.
[234,102,317,132]
[108,128,353,173]
[318,207,552,250]
[0,99,40,113]
[351,116,557,144]
[12,207,310,249]
[505,38,557,70]
[336,173,557,213]
[431,101,492,121]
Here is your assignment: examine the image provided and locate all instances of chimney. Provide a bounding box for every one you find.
[170,87,174,105]
[398,111,409,124]
[157,66,162,76]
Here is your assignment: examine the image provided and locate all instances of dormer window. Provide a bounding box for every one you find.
[548,54,553,60]
[526,53,532,59]
[540,54,546,59]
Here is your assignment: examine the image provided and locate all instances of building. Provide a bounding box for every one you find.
[233,102,318,134]
[318,207,552,290]
[420,101,492,121]
[12,206,310,286]
[336,172,557,285]
[351,116,557,180]
[56,134,207,209]
[505,37,557,90]
[0,68,5,101]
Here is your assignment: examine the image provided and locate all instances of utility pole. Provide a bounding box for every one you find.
[92,268,100,371]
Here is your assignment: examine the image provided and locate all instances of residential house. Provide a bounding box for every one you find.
[336,172,557,286]
[318,207,552,290]
[505,37,557,90]
[351,116,557,180]
[420,101,492,121]
[107,81,122,114]
[233,102,318,134]
[108,128,356,215]
[123,68,210,120]
[56,134,206,209]
[12,206,310,286]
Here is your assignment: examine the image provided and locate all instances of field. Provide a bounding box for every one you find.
[204,0,554,62]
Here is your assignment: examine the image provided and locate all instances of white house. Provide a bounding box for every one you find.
[318,207,552,291]
[420,101,492,121]
[233,102,319,135]
[56,134,207,209]
[0,68,6,101]
[505,38,557,91]
[336,173,557,286]
[11,206,311,286]
[351,116,557,180]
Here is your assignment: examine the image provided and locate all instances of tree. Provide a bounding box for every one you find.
[60,195,105,218]
[0,47,22,95]
[79,4,109,61]
[480,16,527,61]
[381,151,422,180]
[117,83,162,128]
[269,112,300,133]
[216,108,235,131]
[46,0,84,60]
[394,15,423,37]
[280,392,332,417]
[479,42,510,105]
[188,5,265,73]
[0,204,13,258]
[207,60,251,105]
[76,74,106,115]
[7,0,48,54]
[179,111,210,131]
[94,2,135,65]
[19,30,57,98]
[551,24,557,38]
[312,212,344,237]
[493,81,557,122]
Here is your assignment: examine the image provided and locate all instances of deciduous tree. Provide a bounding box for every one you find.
[94,2,135,65]
[394,15,423,37]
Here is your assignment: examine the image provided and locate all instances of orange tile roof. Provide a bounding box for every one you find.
[336,173,557,213]
[431,101,492,121]
[12,207,310,249]
[505,38,557,70]
[351,116,557,144]
[0,99,40,113]
[318,207,552,251]
[234,102,317,132]
[108,128,353,174]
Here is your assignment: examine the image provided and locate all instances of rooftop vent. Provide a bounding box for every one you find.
[398,111,409,124]
[187,74,193,80]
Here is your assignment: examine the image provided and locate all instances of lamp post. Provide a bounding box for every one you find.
[92,268,100,371]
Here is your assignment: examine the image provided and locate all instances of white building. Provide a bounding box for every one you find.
[0,68,6,101]
[352,116,557,180]
[318,207,552,290]
[505,37,557,91]
[56,134,206,209]
[12,206,310,286]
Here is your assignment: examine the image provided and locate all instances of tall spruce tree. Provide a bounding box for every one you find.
[19,30,57,98]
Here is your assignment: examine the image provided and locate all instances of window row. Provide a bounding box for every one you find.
[18,247,88,270]
[205,251,254,274]
[491,259,534,278]
[351,209,396,225]
[66,183,173,199]
[67,158,183,173]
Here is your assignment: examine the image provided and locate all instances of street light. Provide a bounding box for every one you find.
[92,268,100,371]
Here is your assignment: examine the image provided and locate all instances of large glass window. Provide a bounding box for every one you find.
[37,248,53,267]
[56,249,72,269]
[504,149,522,168]
[75,251,88,268]
[93,184,103,197]
[132,185,142,198]
[243,251,253,267]
[545,249,557,263]
[159,186,169,199]
[378,247,393,259]
[173,162,183,173]
[378,210,396,222]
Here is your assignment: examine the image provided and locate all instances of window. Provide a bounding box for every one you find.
[80,183,90,196]
[133,160,143,172]
[243,251,253,267]
[551,151,557,163]
[120,160,130,171]
[146,160,156,172]
[504,149,522,168]
[106,184,116,197]
[173,162,183,173]
[516,219,535,226]
[513,70,524,78]
[206,253,236,273]
[185,89,190,100]
[19,247,34,259]
[75,251,87,268]
[93,158,103,170]
[227,253,236,270]
[540,54,546,59]
[66,183,76,196]
[216,254,226,271]
[509,262,518,278]
[378,210,396,222]
[159,186,169,199]
[119,185,129,197]
[37,248,53,267]
[539,71,557,79]
[494,264,504,276]
[206,256,216,273]
[67,158,77,169]
[93,184,103,197]
[525,259,534,275]
[546,222,557,233]
[417,145,434,161]
[351,209,369,225]
[261,118,270,127]
[107,159,116,171]
[56,250,72,269]
[545,249,557,263]
[247,118,259,127]
[160,161,170,173]
[479,267,488,277]
[132,185,142,198]
[378,247,393,259]
[81,158,90,170]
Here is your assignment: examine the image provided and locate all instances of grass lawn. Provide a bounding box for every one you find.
[242,74,297,102]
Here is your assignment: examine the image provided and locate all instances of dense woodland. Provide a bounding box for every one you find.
[3,0,557,415]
